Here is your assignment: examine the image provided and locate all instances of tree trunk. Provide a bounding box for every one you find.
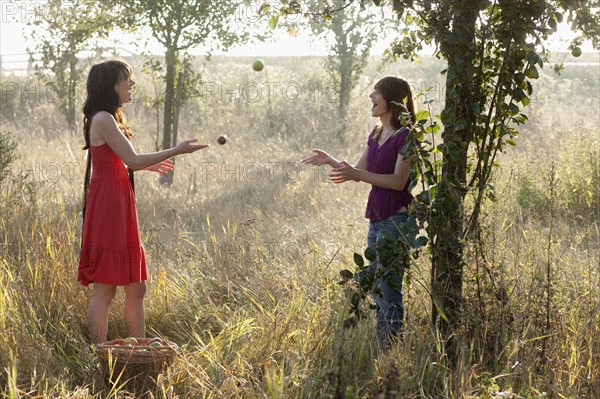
[430,1,480,359]
[337,55,351,142]
[333,15,351,142]
[167,70,184,178]
[67,57,78,132]
[160,47,177,186]
[171,70,184,148]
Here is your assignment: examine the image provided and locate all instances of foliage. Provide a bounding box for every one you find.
[27,0,119,129]
[340,213,428,321]
[381,0,599,236]
[0,131,18,188]
[380,0,598,348]
[116,0,251,184]
[272,0,389,140]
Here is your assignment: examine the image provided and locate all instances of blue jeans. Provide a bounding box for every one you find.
[367,212,408,349]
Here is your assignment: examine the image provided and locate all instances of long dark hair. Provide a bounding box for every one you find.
[82,60,135,224]
[373,76,416,140]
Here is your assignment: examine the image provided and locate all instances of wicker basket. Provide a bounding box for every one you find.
[95,338,178,388]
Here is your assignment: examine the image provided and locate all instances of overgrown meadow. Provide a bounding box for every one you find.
[1,53,598,398]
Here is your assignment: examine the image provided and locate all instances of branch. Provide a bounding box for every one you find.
[301,0,358,18]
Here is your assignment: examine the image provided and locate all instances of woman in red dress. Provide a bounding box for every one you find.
[78,59,209,343]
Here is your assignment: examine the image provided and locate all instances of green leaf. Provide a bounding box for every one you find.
[415,109,429,123]
[554,11,563,23]
[408,179,419,192]
[527,51,539,66]
[353,252,364,268]
[525,65,539,79]
[364,247,377,262]
[426,122,441,134]
[513,87,526,102]
[505,138,517,146]
[514,72,525,83]
[340,269,354,280]
[414,236,428,248]
[258,3,270,15]
[268,14,279,30]
[416,190,431,204]
[525,81,533,95]
[440,107,454,123]
[447,143,460,161]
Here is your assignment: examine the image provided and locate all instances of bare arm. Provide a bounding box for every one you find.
[353,145,368,171]
[91,112,208,171]
[301,144,368,170]
[330,154,413,191]
[301,149,343,168]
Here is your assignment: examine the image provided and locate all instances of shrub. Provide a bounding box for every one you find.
[0,130,17,187]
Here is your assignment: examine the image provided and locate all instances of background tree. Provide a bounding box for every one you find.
[273,0,390,141]
[121,0,248,185]
[27,0,118,131]
[302,1,388,141]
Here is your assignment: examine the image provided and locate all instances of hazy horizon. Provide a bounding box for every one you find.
[1,1,597,73]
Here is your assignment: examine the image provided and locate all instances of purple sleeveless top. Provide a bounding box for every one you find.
[364,126,414,221]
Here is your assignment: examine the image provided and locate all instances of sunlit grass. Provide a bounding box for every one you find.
[1,60,598,397]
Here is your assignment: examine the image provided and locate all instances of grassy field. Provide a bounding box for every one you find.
[1,54,599,398]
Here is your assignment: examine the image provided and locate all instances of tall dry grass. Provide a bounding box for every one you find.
[1,55,598,398]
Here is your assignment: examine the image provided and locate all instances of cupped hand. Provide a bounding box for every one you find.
[301,149,333,166]
[176,139,210,154]
[145,159,175,174]
[329,161,357,184]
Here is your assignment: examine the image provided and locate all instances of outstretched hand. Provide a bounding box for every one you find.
[175,138,210,154]
[145,159,175,175]
[301,149,334,166]
[330,161,358,184]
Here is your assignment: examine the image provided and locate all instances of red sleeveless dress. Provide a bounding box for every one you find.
[78,143,147,286]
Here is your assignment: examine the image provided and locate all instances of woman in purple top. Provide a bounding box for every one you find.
[302,76,416,349]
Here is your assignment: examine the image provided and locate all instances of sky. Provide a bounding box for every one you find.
[0,0,596,72]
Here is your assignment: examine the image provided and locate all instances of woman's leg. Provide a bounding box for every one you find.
[376,269,405,348]
[372,213,409,349]
[367,221,395,348]
[123,281,147,338]
[88,283,117,344]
